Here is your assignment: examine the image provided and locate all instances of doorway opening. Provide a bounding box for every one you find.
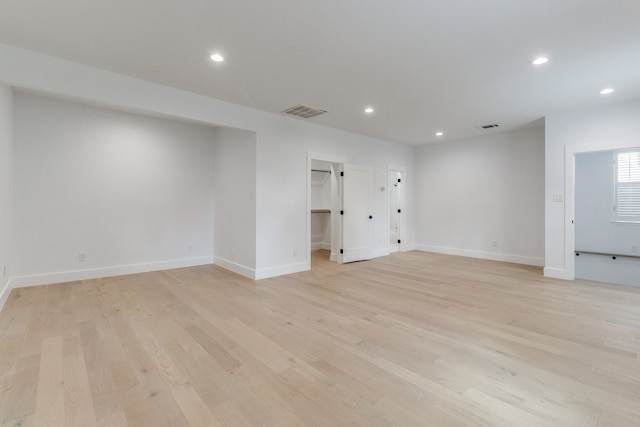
[564,140,639,282]
[307,153,345,269]
[309,159,341,267]
[573,148,640,287]
[307,153,374,269]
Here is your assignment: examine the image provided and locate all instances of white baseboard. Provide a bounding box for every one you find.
[311,242,332,251]
[0,277,12,312]
[415,244,544,267]
[255,261,308,280]
[212,256,256,279]
[543,267,571,280]
[372,247,391,259]
[400,242,416,252]
[11,256,214,289]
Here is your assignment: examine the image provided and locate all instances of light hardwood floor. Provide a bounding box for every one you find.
[1,250,639,426]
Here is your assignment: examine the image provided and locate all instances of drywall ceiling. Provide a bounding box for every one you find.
[0,0,639,145]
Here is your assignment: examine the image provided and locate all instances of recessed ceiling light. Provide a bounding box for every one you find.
[210,53,224,62]
[364,107,374,114]
[435,131,444,136]
[600,88,615,95]
[531,57,549,65]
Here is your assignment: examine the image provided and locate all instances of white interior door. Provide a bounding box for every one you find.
[389,171,402,253]
[341,164,373,263]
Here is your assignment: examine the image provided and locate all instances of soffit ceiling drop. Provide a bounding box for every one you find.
[0,0,639,145]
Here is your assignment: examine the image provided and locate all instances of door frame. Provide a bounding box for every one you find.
[564,139,638,279]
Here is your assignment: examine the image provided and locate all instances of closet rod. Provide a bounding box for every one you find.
[311,169,331,174]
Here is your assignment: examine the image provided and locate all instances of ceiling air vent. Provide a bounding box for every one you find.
[476,123,500,130]
[282,104,327,119]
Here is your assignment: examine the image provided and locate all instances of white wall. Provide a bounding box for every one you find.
[545,100,640,279]
[212,126,257,277]
[414,127,545,266]
[0,43,415,285]
[12,92,216,286]
[255,124,416,278]
[4,42,640,292]
[0,84,13,309]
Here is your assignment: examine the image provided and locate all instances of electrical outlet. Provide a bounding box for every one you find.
[79,253,86,262]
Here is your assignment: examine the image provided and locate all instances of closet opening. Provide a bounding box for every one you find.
[309,159,341,268]
[307,152,375,270]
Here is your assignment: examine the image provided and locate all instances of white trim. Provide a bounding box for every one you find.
[310,242,332,251]
[11,256,213,288]
[543,267,570,280]
[401,242,416,252]
[372,247,391,259]
[613,150,640,221]
[213,256,256,279]
[0,278,12,312]
[415,244,544,267]
[255,261,308,280]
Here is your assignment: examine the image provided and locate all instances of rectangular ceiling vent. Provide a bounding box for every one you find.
[476,123,500,130]
[282,104,327,119]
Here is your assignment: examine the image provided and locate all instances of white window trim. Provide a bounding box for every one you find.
[613,149,640,222]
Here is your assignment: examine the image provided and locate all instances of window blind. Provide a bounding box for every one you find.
[616,151,640,219]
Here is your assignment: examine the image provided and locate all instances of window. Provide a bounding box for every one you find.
[614,150,640,221]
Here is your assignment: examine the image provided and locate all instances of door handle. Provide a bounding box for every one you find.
[368,215,373,219]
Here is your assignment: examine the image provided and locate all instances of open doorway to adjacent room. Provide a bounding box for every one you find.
[565,140,640,286]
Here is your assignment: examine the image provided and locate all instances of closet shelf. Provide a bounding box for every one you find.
[311,209,331,214]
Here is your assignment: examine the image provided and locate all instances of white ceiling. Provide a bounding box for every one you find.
[1,0,639,145]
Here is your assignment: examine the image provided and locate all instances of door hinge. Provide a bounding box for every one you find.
[397,209,401,213]
[340,171,344,177]
[398,240,401,244]
[340,249,344,254]
[397,178,401,183]
[340,210,344,215]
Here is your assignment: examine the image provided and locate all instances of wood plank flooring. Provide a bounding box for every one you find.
[1,250,639,426]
